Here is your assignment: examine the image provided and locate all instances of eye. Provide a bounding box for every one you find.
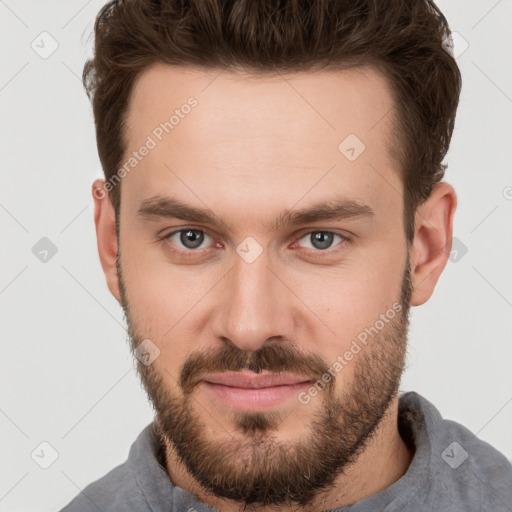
[296,231,346,251]
[165,228,213,251]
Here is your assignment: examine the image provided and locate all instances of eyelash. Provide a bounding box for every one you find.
[159,227,349,258]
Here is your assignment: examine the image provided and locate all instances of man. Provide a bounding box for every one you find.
[61,0,512,510]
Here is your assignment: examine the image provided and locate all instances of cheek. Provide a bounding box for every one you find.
[288,246,405,353]
[120,243,219,366]
[123,233,211,310]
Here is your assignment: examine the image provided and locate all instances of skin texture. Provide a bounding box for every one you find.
[92,64,457,511]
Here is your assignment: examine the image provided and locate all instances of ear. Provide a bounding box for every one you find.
[409,182,457,306]
[92,179,121,302]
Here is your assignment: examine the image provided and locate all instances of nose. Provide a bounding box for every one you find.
[209,248,296,352]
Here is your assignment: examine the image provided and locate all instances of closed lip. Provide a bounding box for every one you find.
[203,372,312,389]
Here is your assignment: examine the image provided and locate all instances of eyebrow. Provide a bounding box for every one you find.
[137,195,375,231]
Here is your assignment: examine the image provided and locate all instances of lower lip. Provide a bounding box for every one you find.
[200,381,312,411]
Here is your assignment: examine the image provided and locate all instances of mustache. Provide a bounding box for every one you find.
[179,342,332,395]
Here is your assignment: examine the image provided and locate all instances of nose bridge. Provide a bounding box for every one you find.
[211,249,291,351]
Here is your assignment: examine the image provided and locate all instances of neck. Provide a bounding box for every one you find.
[161,397,413,511]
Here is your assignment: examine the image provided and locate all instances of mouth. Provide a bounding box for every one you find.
[200,371,313,411]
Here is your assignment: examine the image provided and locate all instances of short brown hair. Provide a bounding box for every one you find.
[83,0,461,243]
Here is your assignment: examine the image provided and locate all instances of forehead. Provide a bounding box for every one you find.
[121,63,401,222]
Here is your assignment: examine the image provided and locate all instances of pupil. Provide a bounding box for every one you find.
[312,232,333,250]
[181,229,204,249]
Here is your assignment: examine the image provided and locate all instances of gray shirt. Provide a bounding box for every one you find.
[59,391,512,511]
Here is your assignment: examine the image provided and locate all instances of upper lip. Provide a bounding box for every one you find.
[203,372,312,389]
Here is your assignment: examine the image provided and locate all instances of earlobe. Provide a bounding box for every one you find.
[92,179,121,302]
[409,182,457,307]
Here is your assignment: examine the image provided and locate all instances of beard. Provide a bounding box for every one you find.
[117,253,412,508]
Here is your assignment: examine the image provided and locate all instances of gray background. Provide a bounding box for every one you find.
[1,1,511,511]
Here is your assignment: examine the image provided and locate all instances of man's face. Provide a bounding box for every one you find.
[116,64,412,507]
